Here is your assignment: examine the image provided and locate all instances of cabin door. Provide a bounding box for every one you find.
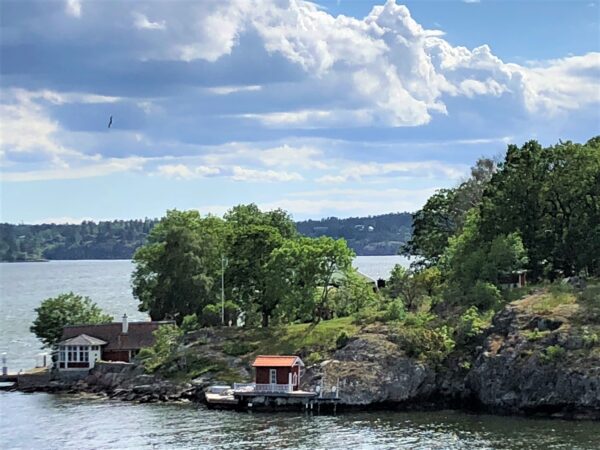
[269,369,277,384]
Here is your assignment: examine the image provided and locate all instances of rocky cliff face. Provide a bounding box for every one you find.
[303,295,600,418]
[465,300,600,418]
[303,328,436,405]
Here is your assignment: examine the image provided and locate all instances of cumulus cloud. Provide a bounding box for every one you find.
[231,166,303,182]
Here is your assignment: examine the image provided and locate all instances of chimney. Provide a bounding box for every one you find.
[122,314,128,334]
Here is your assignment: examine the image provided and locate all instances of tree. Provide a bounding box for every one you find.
[402,158,496,266]
[440,210,528,308]
[386,265,425,312]
[226,224,285,327]
[269,236,355,322]
[132,210,225,323]
[30,292,113,348]
[331,269,379,317]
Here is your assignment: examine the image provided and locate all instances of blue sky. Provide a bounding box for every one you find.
[1,0,598,223]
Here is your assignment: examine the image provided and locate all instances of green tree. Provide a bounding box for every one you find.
[331,269,379,317]
[132,210,225,323]
[402,158,496,266]
[30,292,113,348]
[269,236,355,322]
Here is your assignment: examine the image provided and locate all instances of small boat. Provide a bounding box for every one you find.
[204,385,238,409]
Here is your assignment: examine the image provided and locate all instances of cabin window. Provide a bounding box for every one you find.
[67,346,76,362]
[269,369,277,384]
[79,346,88,362]
[91,346,98,351]
[59,350,65,362]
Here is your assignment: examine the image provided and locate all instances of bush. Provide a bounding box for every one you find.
[181,313,199,333]
[306,351,324,365]
[384,299,406,322]
[335,331,350,349]
[138,324,183,373]
[200,304,221,327]
[222,341,257,356]
[455,306,487,344]
[390,325,455,364]
[540,344,566,363]
[403,311,435,327]
[467,281,502,310]
[352,306,384,325]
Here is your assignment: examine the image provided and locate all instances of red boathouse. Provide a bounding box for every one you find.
[252,355,304,391]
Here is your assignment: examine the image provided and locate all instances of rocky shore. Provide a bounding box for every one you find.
[13,292,600,419]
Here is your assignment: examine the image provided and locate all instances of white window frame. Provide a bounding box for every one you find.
[269,368,277,384]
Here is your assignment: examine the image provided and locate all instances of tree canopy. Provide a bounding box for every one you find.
[30,292,113,348]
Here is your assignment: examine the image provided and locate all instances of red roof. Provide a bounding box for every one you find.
[252,355,302,367]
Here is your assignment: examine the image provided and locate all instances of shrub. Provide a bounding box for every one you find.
[181,313,199,333]
[306,351,324,365]
[541,345,566,363]
[467,281,502,310]
[222,341,257,356]
[384,299,407,322]
[352,306,384,325]
[138,324,183,373]
[403,311,435,327]
[390,325,455,364]
[335,331,350,349]
[582,327,600,348]
[455,306,487,344]
[200,304,221,327]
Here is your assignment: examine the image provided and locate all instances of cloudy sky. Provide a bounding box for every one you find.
[1,0,598,223]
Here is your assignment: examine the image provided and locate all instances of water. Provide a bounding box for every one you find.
[1,258,599,449]
[0,257,408,370]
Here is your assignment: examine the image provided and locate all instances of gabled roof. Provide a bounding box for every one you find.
[252,355,304,367]
[60,321,174,351]
[58,334,107,346]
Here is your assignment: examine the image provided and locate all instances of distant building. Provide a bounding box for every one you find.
[56,315,173,371]
[498,270,527,290]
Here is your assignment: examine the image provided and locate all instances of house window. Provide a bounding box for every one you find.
[269,368,277,384]
[59,349,65,362]
[67,346,76,362]
[91,346,98,351]
[79,346,88,362]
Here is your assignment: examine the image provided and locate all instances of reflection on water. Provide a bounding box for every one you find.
[2,392,599,450]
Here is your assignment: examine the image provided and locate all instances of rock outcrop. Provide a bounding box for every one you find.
[302,326,436,406]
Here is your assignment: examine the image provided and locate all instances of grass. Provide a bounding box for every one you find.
[243,316,360,358]
[519,285,577,315]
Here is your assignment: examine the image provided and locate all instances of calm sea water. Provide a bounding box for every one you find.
[1,258,599,450]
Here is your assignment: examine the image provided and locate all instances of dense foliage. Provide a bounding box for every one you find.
[0,220,157,261]
[131,204,358,326]
[2,213,412,261]
[30,292,113,348]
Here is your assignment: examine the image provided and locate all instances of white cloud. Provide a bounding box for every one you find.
[231,166,303,182]
[65,0,81,18]
[156,164,220,179]
[133,12,166,30]
[1,157,146,182]
[316,160,468,184]
[205,85,262,95]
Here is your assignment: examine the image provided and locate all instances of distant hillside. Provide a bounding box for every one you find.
[0,220,158,262]
[0,212,412,261]
[296,212,412,256]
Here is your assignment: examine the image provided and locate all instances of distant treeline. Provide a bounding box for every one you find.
[296,213,412,255]
[0,212,412,261]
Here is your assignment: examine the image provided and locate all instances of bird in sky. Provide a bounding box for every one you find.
[108,115,113,128]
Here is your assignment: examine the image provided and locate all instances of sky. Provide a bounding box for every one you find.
[1,0,599,224]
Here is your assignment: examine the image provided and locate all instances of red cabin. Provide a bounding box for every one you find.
[252,355,304,391]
